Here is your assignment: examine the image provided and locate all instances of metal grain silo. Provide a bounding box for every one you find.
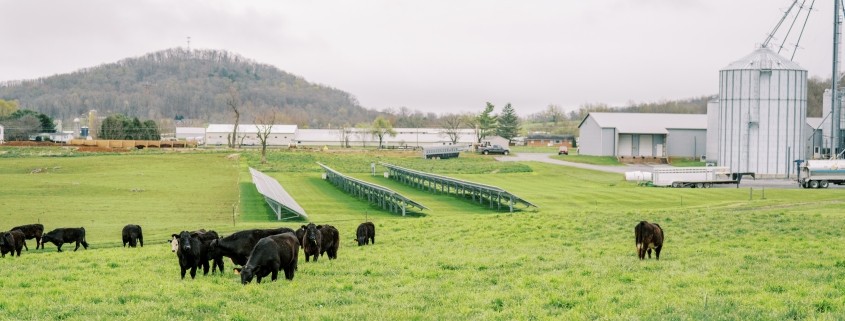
[718,46,807,177]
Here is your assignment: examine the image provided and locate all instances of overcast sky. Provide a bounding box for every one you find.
[0,0,838,115]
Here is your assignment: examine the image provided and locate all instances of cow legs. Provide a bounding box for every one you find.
[189,266,197,279]
[56,243,63,252]
[36,237,42,250]
[139,236,143,247]
[256,276,262,284]
[647,248,652,259]
[271,269,279,282]
[15,248,21,256]
[371,236,375,244]
[202,261,210,275]
[74,241,80,251]
[284,267,295,280]
[655,246,662,260]
[22,241,28,251]
[181,268,187,279]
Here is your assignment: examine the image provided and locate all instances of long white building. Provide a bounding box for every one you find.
[205,124,298,146]
[295,128,476,147]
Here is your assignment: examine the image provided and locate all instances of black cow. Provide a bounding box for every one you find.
[356,222,375,246]
[173,231,203,279]
[318,225,339,260]
[238,233,300,284]
[122,224,144,248]
[42,227,89,252]
[11,224,44,250]
[208,227,295,267]
[301,223,322,262]
[295,226,306,248]
[635,221,664,260]
[169,229,206,252]
[195,231,224,275]
[0,230,26,257]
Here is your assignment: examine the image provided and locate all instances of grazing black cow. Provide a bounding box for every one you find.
[635,221,664,260]
[174,231,203,279]
[11,224,44,250]
[208,227,295,267]
[318,225,339,260]
[195,231,224,275]
[238,233,300,284]
[42,227,89,252]
[301,223,322,262]
[0,230,26,257]
[356,222,375,246]
[122,224,144,248]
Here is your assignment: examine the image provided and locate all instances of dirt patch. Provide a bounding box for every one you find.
[77,147,130,153]
[225,153,240,159]
[2,141,60,147]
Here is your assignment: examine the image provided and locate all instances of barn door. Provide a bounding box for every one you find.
[632,134,640,156]
[618,135,632,156]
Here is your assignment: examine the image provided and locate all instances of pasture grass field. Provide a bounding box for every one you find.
[550,154,624,166]
[1,148,845,319]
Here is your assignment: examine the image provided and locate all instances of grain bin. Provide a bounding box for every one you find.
[718,45,807,177]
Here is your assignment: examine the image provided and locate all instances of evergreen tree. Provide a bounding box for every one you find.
[474,102,498,143]
[496,103,520,140]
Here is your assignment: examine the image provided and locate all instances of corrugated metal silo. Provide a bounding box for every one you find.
[718,46,807,177]
[706,99,719,162]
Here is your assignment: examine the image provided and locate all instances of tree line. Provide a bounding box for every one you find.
[0,100,57,141]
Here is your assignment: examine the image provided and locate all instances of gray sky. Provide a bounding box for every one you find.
[0,0,838,115]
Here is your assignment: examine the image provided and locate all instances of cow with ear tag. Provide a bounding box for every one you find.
[238,233,300,284]
[174,231,202,279]
[301,223,322,262]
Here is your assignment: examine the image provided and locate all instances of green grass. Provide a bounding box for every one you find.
[2,149,845,319]
[508,146,570,153]
[670,157,708,167]
[550,154,624,166]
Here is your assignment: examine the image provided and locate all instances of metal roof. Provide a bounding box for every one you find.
[175,127,206,135]
[317,162,430,212]
[249,168,308,220]
[579,113,707,134]
[526,134,575,140]
[722,46,805,71]
[295,128,475,145]
[380,162,538,209]
[206,124,298,134]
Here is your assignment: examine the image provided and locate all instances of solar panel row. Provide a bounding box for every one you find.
[317,162,429,216]
[249,168,308,220]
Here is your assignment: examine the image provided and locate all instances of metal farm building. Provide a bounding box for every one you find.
[577,113,707,158]
[715,46,807,177]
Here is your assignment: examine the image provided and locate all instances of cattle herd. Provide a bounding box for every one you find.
[2,220,665,283]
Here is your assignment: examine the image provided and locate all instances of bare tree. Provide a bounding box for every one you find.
[253,109,278,164]
[354,122,372,147]
[334,124,353,148]
[439,113,465,144]
[226,85,241,148]
[545,104,565,126]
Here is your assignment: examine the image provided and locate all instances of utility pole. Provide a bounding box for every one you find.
[832,0,842,159]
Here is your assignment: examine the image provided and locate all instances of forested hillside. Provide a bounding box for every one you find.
[0,48,379,128]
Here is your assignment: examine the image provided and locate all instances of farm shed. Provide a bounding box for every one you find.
[295,128,475,148]
[176,127,206,140]
[0,125,4,144]
[525,134,575,147]
[205,124,297,146]
[577,113,707,158]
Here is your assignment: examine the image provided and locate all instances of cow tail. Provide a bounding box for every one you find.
[81,227,89,248]
[138,225,144,247]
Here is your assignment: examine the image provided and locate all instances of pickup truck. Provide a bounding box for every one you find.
[481,145,510,155]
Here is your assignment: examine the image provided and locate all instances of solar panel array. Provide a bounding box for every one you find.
[249,168,308,220]
[317,162,429,215]
[380,162,538,211]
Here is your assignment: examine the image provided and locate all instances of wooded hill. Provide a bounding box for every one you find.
[0,48,379,128]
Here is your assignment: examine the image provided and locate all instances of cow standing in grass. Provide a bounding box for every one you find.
[318,225,339,260]
[238,233,300,284]
[0,230,26,257]
[196,231,224,275]
[208,227,295,267]
[295,226,306,248]
[356,222,375,246]
[635,221,664,260]
[11,224,44,250]
[174,231,203,279]
[42,227,88,252]
[301,223,322,262]
[169,229,206,252]
[122,224,144,248]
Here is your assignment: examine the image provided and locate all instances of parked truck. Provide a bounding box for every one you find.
[651,167,750,188]
[797,159,845,188]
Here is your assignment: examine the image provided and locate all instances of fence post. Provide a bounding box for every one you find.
[762,187,765,200]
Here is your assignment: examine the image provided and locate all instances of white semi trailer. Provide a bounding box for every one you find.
[651,167,749,188]
[798,159,845,188]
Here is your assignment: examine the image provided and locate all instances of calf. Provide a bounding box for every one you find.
[238,233,300,284]
[169,229,206,252]
[356,222,375,246]
[11,224,44,250]
[318,225,339,260]
[195,231,224,275]
[635,221,664,260]
[295,226,306,248]
[122,224,144,248]
[0,230,26,257]
[301,223,322,262]
[42,227,89,252]
[174,231,203,279]
[208,227,295,267]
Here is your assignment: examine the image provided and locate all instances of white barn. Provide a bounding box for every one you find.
[0,124,4,144]
[176,127,206,141]
[205,124,298,146]
[578,113,708,158]
[295,128,475,147]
